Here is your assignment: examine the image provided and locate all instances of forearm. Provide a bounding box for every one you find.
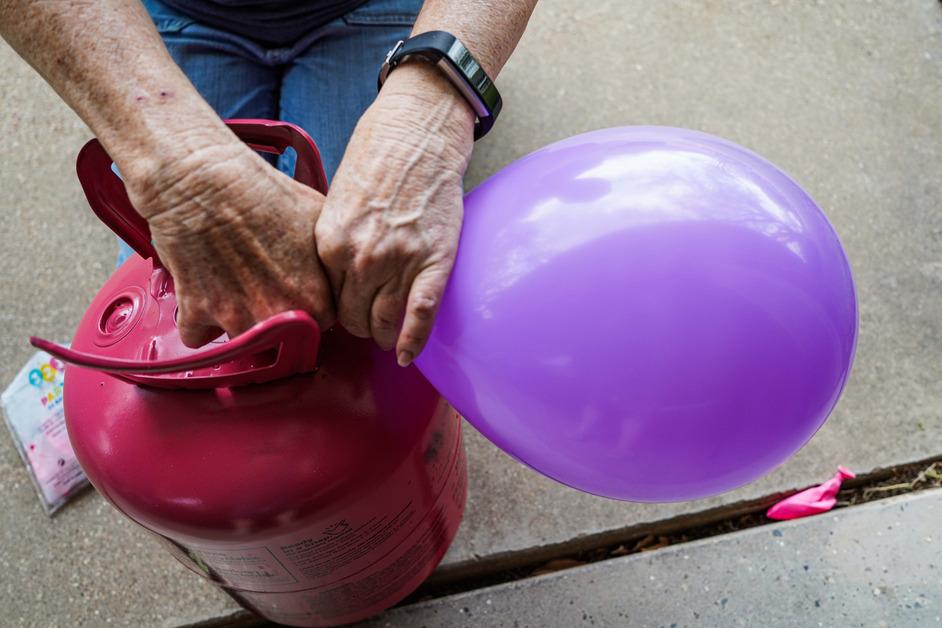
[413,0,537,77]
[0,0,235,206]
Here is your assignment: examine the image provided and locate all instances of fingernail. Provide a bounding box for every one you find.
[397,350,413,367]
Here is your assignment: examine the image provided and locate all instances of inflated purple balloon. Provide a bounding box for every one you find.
[416,127,857,502]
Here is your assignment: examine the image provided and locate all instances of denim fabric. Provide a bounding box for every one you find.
[117,0,421,266]
[159,0,366,47]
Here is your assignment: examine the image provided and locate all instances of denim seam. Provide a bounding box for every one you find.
[342,14,417,26]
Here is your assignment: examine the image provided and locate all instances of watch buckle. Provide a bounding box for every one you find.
[385,40,404,65]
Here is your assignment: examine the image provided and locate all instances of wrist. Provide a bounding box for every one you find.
[121,130,255,223]
[115,123,247,219]
[373,61,475,161]
[91,83,240,200]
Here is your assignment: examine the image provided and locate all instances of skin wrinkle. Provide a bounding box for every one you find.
[342,94,466,261]
[140,145,266,224]
[379,100,462,230]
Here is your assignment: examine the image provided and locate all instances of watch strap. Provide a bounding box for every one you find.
[378,31,502,140]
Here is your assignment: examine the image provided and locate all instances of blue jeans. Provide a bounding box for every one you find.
[117,0,421,265]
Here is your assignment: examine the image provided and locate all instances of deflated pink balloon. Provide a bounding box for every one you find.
[417,127,858,501]
[766,466,856,520]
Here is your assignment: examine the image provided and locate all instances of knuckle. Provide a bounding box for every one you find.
[316,235,350,267]
[252,299,282,321]
[175,300,203,329]
[317,307,337,330]
[304,295,336,329]
[399,240,426,259]
[342,320,370,338]
[374,336,396,352]
[338,306,369,338]
[179,331,203,349]
[397,330,427,353]
[371,310,399,332]
[408,293,439,321]
[216,305,252,335]
[176,317,209,348]
[317,246,341,270]
[350,251,382,276]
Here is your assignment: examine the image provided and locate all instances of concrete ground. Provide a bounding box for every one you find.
[1,0,940,626]
[360,489,942,628]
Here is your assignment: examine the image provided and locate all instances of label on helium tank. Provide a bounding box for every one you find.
[168,406,465,602]
[249,441,468,626]
[189,546,297,587]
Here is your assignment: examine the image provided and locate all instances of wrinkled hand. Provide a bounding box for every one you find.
[125,139,335,347]
[316,65,475,366]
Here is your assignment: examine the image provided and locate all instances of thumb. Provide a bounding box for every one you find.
[395,264,451,367]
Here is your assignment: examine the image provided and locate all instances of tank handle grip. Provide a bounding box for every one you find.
[76,119,329,267]
[30,310,320,389]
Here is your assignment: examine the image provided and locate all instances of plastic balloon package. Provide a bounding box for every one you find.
[1,350,89,515]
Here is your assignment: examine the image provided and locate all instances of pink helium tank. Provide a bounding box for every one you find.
[416,126,858,502]
[32,120,467,627]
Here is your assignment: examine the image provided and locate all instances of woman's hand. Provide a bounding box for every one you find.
[316,64,475,366]
[125,137,336,347]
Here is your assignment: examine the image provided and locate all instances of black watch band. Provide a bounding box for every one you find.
[378,31,502,140]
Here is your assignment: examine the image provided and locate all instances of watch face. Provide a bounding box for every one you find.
[433,58,488,118]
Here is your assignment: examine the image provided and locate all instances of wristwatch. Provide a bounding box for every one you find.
[378,30,502,140]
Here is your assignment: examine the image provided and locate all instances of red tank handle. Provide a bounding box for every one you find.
[30,310,320,389]
[37,120,330,389]
[75,119,329,267]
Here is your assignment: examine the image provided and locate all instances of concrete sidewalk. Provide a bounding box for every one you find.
[1,0,941,626]
[361,489,942,628]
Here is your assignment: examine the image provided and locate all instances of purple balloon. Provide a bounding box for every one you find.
[416,127,857,502]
